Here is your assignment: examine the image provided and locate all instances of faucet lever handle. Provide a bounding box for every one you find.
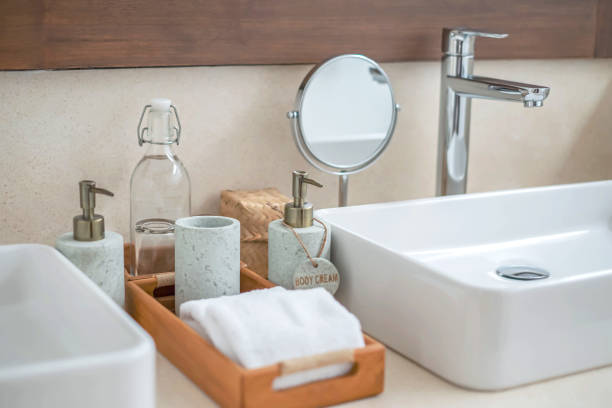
[442,28,508,55]
[456,29,508,39]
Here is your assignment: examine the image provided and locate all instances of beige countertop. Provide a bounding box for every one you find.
[156,348,612,407]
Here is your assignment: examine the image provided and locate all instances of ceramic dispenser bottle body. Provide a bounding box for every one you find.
[130,98,191,276]
[268,171,331,289]
[56,180,125,306]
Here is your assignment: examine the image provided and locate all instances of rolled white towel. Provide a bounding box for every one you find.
[180,286,365,389]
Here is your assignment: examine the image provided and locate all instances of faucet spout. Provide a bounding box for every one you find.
[447,76,550,107]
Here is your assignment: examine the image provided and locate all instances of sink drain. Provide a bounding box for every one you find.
[496,265,550,281]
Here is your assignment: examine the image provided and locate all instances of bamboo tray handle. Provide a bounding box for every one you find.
[124,271,173,296]
[279,349,355,375]
[154,271,175,288]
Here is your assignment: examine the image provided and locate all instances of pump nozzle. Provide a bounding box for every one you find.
[74,180,114,241]
[285,170,323,228]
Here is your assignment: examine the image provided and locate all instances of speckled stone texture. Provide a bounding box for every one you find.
[175,216,240,312]
[55,231,125,306]
[268,219,331,289]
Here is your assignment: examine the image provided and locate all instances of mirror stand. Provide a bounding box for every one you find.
[339,174,349,207]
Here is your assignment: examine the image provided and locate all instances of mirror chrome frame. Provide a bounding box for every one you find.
[288,54,400,176]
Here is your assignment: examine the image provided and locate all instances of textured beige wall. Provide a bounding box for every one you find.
[1,59,611,244]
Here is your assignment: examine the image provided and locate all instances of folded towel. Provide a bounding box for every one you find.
[180,286,365,389]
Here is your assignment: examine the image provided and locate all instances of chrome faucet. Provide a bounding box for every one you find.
[437,28,550,196]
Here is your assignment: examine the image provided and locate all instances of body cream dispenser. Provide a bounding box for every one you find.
[130,98,191,276]
[268,170,331,289]
[56,180,125,306]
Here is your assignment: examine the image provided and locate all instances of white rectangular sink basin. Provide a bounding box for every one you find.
[317,180,612,390]
[0,244,155,407]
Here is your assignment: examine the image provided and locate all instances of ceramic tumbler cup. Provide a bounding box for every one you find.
[174,216,240,312]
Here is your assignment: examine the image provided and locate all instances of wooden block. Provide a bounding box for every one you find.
[220,188,290,278]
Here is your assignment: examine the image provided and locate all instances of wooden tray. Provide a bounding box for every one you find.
[124,248,385,408]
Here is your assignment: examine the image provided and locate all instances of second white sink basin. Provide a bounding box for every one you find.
[317,180,612,390]
[0,244,155,407]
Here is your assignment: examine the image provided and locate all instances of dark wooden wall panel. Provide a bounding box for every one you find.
[0,0,44,68]
[596,0,612,57]
[0,0,609,70]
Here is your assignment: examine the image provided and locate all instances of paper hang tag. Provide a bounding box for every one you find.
[292,258,340,295]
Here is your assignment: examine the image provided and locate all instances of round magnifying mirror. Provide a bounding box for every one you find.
[288,54,400,206]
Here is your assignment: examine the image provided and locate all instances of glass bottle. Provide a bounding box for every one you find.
[130,98,191,276]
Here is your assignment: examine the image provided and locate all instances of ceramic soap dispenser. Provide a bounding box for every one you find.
[268,170,331,289]
[56,180,125,306]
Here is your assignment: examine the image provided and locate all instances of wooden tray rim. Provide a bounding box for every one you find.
[124,247,385,407]
[127,272,383,376]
